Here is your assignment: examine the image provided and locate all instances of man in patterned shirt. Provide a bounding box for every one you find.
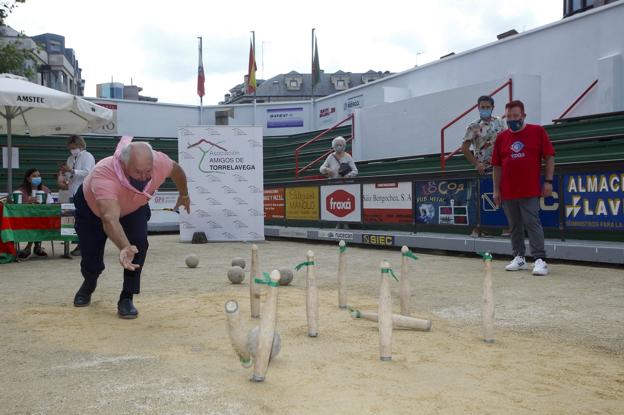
[461,95,506,174]
[461,95,506,237]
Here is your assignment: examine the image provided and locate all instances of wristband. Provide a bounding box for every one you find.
[179,194,190,199]
[544,179,553,184]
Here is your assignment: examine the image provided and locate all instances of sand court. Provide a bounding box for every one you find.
[1,235,622,414]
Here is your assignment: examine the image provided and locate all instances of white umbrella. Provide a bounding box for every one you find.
[0,73,113,193]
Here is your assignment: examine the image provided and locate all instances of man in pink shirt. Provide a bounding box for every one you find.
[73,136,190,319]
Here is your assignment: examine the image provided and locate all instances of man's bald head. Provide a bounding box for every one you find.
[120,142,154,181]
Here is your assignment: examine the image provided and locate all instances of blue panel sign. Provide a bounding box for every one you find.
[563,172,624,230]
[414,179,476,225]
[479,177,560,228]
[266,107,304,128]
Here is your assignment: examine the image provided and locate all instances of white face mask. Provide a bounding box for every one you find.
[334,145,345,153]
[70,148,80,156]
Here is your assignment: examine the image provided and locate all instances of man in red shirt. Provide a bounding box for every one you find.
[491,100,555,276]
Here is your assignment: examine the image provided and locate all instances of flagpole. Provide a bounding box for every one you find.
[311,28,315,130]
[252,30,256,127]
[198,36,204,125]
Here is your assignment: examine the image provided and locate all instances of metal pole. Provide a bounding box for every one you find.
[252,30,256,127]
[199,36,204,125]
[6,109,13,194]
[311,28,315,130]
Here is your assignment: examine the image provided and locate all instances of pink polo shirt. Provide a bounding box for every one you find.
[83,151,174,217]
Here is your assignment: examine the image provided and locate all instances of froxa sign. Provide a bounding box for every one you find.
[326,190,355,217]
[321,184,361,222]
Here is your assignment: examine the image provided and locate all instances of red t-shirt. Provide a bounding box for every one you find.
[491,124,555,201]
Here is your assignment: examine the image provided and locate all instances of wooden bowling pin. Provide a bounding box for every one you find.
[337,240,347,309]
[251,270,281,382]
[379,260,393,361]
[224,300,252,367]
[482,253,495,344]
[306,250,319,337]
[250,244,261,319]
[399,246,411,316]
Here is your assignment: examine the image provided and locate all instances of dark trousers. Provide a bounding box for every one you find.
[502,197,546,260]
[74,186,151,294]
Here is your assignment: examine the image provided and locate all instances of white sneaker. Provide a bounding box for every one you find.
[532,259,549,276]
[505,256,528,271]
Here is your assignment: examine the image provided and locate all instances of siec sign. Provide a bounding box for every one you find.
[326,190,355,217]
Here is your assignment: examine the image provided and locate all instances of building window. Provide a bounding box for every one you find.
[564,0,594,17]
[285,76,302,90]
[49,40,62,53]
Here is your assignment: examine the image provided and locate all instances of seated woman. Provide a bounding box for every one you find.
[319,136,358,179]
[17,168,51,259]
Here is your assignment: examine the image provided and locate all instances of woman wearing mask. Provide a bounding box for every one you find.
[60,135,95,256]
[17,168,51,258]
[319,136,358,179]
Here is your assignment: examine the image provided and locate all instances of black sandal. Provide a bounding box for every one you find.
[18,247,32,259]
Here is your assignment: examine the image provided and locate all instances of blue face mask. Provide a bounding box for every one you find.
[479,109,493,119]
[129,176,149,191]
[31,177,42,186]
[507,119,524,132]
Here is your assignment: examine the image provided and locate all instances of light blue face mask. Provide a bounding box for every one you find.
[479,109,493,119]
[31,177,42,186]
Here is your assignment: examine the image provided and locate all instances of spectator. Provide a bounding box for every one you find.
[320,136,358,179]
[492,100,555,276]
[59,135,96,256]
[461,95,506,237]
[16,168,51,259]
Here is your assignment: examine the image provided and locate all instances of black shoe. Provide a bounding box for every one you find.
[73,281,96,307]
[70,246,81,257]
[73,288,92,307]
[117,298,138,319]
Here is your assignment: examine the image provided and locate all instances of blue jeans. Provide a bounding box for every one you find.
[73,186,151,294]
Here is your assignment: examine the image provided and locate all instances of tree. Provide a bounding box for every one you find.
[0,1,35,78]
[0,0,25,26]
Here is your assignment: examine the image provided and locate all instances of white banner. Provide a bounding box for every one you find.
[177,126,264,242]
[320,184,361,222]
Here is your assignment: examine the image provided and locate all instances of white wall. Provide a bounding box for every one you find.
[86,2,624,161]
[352,75,541,161]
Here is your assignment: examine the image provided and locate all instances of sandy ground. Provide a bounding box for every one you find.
[0,235,623,415]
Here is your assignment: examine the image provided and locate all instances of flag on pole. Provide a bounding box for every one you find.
[312,35,320,89]
[247,40,257,94]
[197,37,205,98]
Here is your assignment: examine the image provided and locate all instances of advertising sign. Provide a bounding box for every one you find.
[264,188,285,219]
[177,125,264,242]
[343,94,364,116]
[285,186,319,220]
[563,172,624,230]
[60,203,76,236]
[362,233,395,246]
[90,102,118,134]
[479,177,560,227]
[267,107,304,128]
[363,182,413,224]
[321,184,362,222]
[318,106,337,125]
[317,230,354,241]
[414,179,476,225]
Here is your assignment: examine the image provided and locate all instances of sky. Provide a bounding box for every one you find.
[6,0,562,106]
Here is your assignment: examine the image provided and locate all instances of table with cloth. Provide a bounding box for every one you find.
[0,204,77,263]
